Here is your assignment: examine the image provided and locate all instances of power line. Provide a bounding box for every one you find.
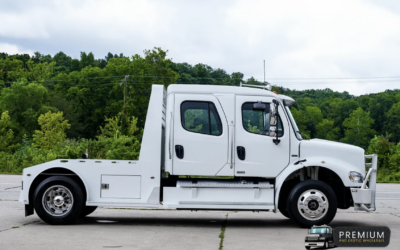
[3,75,400,88]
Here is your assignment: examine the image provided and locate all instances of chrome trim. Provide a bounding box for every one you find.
[297,189,329,221]
[351,154,377,212]
[42,185,74,217]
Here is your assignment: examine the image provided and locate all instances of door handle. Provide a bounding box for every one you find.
[237,146,245,161]
[175,145,184,159]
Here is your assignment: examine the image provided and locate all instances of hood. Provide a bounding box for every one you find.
[300,139,366,176]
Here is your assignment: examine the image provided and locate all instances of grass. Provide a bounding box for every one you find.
[219,214,228,250]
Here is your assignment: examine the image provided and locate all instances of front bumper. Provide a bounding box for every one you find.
[351,154,377,212]
[305,242,324,247]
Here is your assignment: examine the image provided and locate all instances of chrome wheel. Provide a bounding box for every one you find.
[42,185,74,217]
[297,189,329,221]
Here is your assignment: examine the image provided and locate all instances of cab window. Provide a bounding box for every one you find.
[181,101,222,136]
[242,102,283,136]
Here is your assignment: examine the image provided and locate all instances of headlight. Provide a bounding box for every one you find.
[349,171,364,183]
[319,237,325,240]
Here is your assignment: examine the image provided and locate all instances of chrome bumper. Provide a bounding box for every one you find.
[305,242,324,247]
[351,154,377,212]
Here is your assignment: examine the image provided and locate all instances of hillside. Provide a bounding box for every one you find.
[1,48,399,182]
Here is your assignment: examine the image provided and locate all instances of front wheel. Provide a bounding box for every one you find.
[287,180,337,228]
[81,206,98,217]
[34,176,84,225]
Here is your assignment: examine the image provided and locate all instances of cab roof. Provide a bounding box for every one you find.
[167,84,295,105]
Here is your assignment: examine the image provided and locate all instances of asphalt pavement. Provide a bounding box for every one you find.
[0,175,399,250]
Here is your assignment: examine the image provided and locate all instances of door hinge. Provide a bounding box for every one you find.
[101,183,109,190]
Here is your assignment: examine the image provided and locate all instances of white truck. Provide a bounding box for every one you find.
[19,83,378,227]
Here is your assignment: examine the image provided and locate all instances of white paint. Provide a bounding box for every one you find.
[20,84,376,214]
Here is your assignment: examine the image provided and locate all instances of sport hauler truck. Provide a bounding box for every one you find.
[19,83,378,227]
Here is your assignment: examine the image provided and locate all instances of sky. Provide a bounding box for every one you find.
[1,0,400,96]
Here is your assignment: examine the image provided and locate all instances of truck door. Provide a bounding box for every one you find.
[172,94,229,176]
[235,95,290,177]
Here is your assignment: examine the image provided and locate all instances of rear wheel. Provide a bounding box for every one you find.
[287,180,337,228]
[34,176,84,225]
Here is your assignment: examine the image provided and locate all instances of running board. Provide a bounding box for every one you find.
[177,180,274,189]
[179,201,273,205]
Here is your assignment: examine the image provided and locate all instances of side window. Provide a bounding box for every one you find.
[181,101,222,136]
[242,102,283,136]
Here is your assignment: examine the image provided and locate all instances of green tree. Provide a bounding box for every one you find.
[100,113,139,138]
[341,108,376,149]
[316,119,339,141]
[304,106,323,138]
[33,111,71,150]
[0,111,14,151]
[383,102,400,143]
[389,142,400,181]
[367,134,395,172]
[0,79,56,141]
[290,107,310,139]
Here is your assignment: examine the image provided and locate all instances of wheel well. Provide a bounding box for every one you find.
[278,167,353,210]
[29,168,87,205]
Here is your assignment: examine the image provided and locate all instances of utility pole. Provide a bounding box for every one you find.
[120,75,129,115]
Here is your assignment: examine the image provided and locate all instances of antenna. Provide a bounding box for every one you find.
[264,59,265,83]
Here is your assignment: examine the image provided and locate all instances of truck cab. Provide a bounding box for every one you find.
[305,225,334,249]
[19,83,378,227]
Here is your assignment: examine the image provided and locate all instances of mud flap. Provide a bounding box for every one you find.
[25,204,34,217]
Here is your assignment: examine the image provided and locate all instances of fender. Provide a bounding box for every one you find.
[21,160,89,205]
[275,156,363,210]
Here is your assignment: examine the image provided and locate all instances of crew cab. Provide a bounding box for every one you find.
[19,83,378,227]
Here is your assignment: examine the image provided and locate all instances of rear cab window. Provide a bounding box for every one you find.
[181,101,222,136]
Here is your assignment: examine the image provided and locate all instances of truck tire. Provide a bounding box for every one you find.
[81,206,98,217]
[286,180,337,228]
[33,176,84,225]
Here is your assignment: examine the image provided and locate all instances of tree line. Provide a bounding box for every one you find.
[0,48,399,182]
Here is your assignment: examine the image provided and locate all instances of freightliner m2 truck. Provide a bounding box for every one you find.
[19,83,378,227]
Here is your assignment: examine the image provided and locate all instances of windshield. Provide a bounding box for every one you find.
[310,228,328,234]
[284,105,302,140]
[285,105,303,140]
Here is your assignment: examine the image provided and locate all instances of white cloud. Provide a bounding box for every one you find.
[0,0,399,95]
[0,43,34,55]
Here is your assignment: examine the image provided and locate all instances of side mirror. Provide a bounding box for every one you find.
[253,102,266,111]
[269,126,277,137]
[269,100,281,145]
[269,102,278,126]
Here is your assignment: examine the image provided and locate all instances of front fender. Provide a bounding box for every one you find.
[275,156,363,210]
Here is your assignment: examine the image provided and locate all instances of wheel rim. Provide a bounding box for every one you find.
[297,189,329,221]
[42,185,74,217]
